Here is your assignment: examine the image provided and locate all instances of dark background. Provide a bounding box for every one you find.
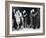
[12,7,40,30]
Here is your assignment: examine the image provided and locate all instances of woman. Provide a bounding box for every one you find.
[14,10,23,29]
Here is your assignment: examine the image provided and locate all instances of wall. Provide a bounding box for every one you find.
[0,0,46,38]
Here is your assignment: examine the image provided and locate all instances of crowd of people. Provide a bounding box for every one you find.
[12,8,40,30]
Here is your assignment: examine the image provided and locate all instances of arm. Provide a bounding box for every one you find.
[31,9,38,16]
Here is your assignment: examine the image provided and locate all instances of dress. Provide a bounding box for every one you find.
[14,10,22,25]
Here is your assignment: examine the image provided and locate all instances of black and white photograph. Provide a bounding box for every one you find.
[5,2,45,36]
[12,7,40,31]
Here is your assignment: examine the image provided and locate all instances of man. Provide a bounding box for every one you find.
[12,9,17,30]
[23,10,27,28]
[30,9,38,29]
[23,10,31,28]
